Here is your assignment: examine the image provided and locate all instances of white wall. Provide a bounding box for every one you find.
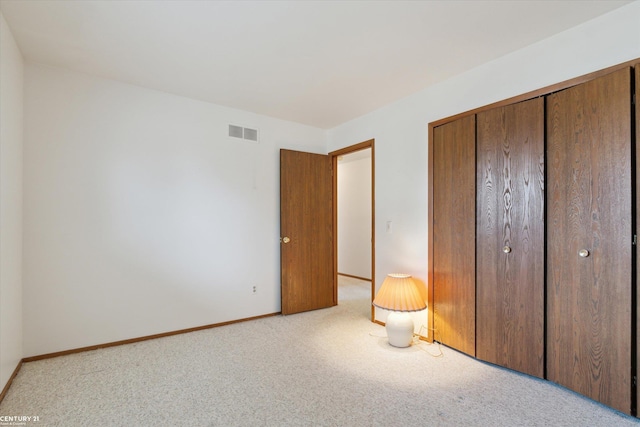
[337,155,371,279]
[0,11,24,387]
[327,1,640,332]
[23,64,326,356]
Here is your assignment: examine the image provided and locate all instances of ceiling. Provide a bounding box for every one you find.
[339,148,371,164]
[0,0,632,129]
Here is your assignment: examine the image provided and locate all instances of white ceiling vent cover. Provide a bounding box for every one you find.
[229,124,259,143]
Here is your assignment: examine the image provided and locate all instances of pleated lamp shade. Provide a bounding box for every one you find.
[373,274,426,312]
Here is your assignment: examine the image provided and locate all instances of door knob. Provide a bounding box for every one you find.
[502,246,511,254]
[282,237,291,244]
[578,249,589,258]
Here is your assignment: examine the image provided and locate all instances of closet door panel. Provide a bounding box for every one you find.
[547,68,632,414]
[636,63,640,417]
[476,98,544,378]
[433,115,476,356]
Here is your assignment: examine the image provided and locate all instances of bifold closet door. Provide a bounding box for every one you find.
[547,68,632,414]
[636,63,640,417]
[476,98,544,378]
[433,115,476,356]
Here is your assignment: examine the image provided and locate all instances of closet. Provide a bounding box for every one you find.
[476,98,545,379]
[636,64,640,415]
[430,62,638,416]
[433,115,476,357]
[546,67,632,414]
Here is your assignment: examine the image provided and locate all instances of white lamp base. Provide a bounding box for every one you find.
[385,311,414,347]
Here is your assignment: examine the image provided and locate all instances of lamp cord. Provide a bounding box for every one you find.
[369,325,444,358]
[413,325,444,358]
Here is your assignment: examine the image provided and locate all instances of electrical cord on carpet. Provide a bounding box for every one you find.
[368,325,444,358]
[413,324,444,357]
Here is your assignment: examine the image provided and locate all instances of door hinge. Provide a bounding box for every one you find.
[634,234,637,245]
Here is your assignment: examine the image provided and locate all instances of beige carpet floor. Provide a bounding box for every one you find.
[1,276,638,426]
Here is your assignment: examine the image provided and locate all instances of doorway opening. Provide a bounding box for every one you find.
[330,140,375,321]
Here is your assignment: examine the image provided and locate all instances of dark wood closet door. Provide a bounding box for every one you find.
[547,68,632,414]
[433,115,476,356]
[635,63,640,417]
[476,98,544,378]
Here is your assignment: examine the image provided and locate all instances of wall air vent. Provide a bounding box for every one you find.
[229,124,259,143]
[228,124,243,139]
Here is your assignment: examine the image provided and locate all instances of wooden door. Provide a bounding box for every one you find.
[547,68,632,414]
[433,115,476,356]
[280,149,335,315]
[476,98,544,378]
[635,63,640,417]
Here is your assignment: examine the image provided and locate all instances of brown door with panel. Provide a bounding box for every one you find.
[280,149,335,315]
[433,115,476,356]
[546,68,633,414]
[476,98,545,378]
[636,63,640,417]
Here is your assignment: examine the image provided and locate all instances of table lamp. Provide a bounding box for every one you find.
[373,273,426,347]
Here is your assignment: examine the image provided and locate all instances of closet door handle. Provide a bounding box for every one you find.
[578,249,590,258]
[502,246,511,254]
